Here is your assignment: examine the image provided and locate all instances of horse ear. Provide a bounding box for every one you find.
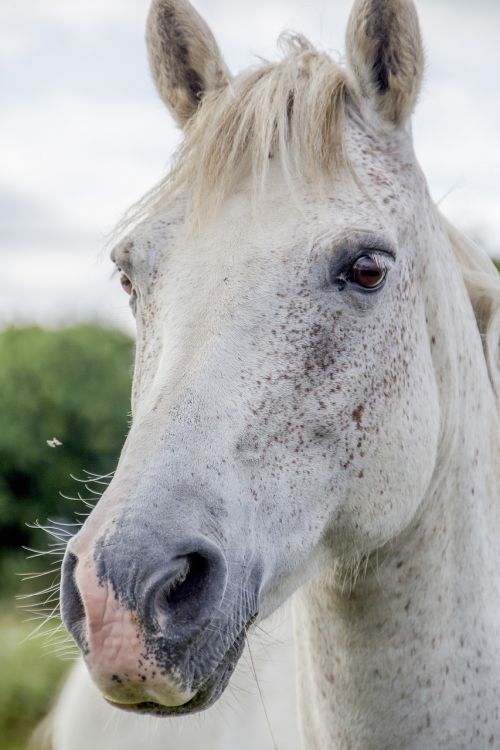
[146,0,231,127]
[345,0,424,127]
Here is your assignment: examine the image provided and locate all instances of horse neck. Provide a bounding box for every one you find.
[293,312,500,749]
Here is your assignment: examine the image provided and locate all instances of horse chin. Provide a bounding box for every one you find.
[106,628,247,717]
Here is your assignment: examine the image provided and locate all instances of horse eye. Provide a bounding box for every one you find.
[120,273,134,295]
[348,255,387,290]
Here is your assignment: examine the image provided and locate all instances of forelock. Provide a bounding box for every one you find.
[116,35,355,236]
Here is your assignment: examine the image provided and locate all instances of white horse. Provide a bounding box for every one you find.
[47,0,500,748]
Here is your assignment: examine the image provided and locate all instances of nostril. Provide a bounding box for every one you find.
[60,550,86,648]
[148,544,227,639]
[155,553,211,627]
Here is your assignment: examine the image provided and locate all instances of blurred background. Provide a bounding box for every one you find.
[1,0,499,747]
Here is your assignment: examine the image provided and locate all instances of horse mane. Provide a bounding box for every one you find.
[442,216,500,402]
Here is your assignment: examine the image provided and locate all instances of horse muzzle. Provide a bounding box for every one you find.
[60,529,256,713]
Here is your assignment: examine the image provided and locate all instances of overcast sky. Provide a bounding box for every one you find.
[1,0,499,331]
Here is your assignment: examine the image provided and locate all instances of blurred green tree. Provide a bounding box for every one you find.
[0,325,133,555]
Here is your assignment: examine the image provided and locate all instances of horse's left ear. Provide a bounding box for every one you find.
[345,0,424,127]
[146,0,231,127]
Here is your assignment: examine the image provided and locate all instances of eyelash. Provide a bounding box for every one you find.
[335,253,392,292]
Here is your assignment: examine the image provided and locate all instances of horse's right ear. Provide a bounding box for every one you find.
[146,0,231,127]
[345,0,424,127]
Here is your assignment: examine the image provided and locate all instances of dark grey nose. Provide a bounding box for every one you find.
[60,535,229,649]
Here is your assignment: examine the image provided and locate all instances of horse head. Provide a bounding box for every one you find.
[60,0,498,729]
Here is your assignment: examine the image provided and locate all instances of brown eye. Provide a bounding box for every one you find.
[348,255,387,290]
[120,273,133,295]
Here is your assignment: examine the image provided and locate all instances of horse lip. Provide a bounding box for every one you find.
[107,621,252,716]
[105,694,193,711]
[104,661,233,716]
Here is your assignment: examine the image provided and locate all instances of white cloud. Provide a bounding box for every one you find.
[1,248,134,332]
[1,98,180,238]
[2,0,145,28]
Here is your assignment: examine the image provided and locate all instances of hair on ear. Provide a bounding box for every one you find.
[146,0,231,127]
[345,0,424,126]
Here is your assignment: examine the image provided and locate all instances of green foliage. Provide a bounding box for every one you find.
[0,325,133,747]
[0,325,133,557]
[0,602,69,750]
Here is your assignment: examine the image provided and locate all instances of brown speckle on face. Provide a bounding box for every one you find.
[352,404,364,430]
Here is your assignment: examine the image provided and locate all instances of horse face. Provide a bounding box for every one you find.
[61,0,441,716]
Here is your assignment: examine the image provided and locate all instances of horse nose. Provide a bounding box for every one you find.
[60,537,228,650]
